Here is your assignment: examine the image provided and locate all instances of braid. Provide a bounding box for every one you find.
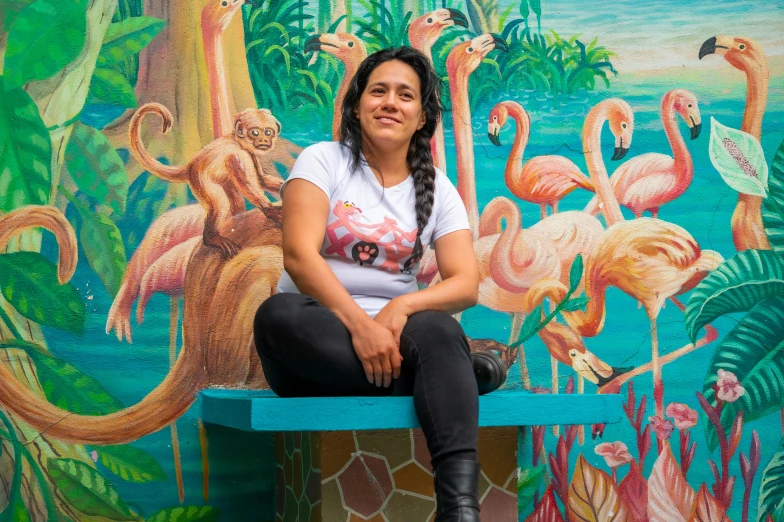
[408,131,436,263]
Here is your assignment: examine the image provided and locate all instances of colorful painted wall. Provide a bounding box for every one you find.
[0,0,783,520]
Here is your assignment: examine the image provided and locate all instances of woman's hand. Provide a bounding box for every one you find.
[374,297,411,347]
[349,318,403,388]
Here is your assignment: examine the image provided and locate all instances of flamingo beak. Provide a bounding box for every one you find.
[488,122,502,146]
[305,35,322,53]
[595,365,634,388]
[611,146,628,161]
[488,131,501,146]
[690,121,702,140]
[699,36,717,59]
[446,9,469,28]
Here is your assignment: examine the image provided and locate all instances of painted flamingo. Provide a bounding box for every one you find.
[488,100,594,220]
[583,89,702,218]
[699,35,770,251]
[529,98,724,420]
[409,8,468,174]
[446,33,507,239]
[305,33,368,140]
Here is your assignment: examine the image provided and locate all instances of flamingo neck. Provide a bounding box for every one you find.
[333,61,360,140]
[568,276,608,338]
[584,107,623,225]
[742,61,768,140]
[661,99,692,179]
[449,73,478,238]
[202,23,231,139]
[505,105,530,188]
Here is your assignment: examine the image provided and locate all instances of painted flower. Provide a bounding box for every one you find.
[665,402,699,430]
[594,441,633,468]
[716,369,746,403]
[89,450,99,463]
[648,415,674,441]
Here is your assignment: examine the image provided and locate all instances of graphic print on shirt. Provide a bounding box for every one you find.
[325,201,418,273]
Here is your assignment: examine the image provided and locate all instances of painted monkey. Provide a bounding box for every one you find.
[129,102,284,258]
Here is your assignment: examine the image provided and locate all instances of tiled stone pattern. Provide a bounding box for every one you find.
[278,428,517,521]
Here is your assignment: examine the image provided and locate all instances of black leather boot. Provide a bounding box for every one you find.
[470,351,507,395]
[433,460,481,521]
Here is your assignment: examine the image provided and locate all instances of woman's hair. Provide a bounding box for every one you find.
[338,46,442,264]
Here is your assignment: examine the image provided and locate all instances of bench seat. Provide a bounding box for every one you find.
[200,389,622,521]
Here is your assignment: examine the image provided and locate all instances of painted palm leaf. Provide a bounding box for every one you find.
[701,296,784,450]
[684,249,784,343]
[762,138,784,254]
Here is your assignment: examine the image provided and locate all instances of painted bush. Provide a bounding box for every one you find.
[0,0,782,520]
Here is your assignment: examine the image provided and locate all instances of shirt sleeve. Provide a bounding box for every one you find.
[279,142,338,200]
[431,170,470,242]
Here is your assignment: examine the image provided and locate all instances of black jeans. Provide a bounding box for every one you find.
[253,292,479,467]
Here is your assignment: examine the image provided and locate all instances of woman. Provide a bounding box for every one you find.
[254,46,504,521]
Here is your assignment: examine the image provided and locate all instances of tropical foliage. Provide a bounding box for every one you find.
[684,136,784,520]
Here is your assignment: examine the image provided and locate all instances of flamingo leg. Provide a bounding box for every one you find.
[577,375,585,445]
[200,420,210,501]
[169,298,185,503]
[651,316,664,419]
[540,205,547,221]
[551,356,559,437]
[552,201,558,215]
[509,313,530,390]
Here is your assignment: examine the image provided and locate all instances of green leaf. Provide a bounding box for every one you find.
[708,117,769,197]
[684,249,784,343]
[91,445,166,483]
[0,252,85,335]
[518,464,546,511]
[4,0,87,89]
[65,122,129,214]
[702,297,784,451]
[758,438,784,522]
[79,209,127,297]
[519,0,529,19]
[0,339,124,415]
[97,17,166,67]
[762,138,784,254]
[0,78,52,211]
[47,459,137,521]
[511,305,543,348]
[529,0,542,16]
[145,506,219,522]
[88,67,137,108]
[568,253,584,293]
[3,0,37,30]
[561,295,589,312]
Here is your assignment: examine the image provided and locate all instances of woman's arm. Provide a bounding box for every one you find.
[282,179,402,387]
[374,229,479,340]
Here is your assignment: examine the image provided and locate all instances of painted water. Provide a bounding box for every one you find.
[41,0,784,518]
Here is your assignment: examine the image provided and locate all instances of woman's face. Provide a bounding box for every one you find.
[355,60,426,150]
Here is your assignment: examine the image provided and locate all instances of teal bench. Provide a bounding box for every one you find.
[200,389,621,521]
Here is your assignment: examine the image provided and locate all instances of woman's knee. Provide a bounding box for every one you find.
[405,311,469,354]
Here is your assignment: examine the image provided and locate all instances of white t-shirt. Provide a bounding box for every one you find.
[276,141,470,317]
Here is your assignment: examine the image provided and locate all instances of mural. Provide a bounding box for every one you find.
[0,0,782,520]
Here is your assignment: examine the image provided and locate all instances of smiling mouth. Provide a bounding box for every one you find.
[376,116,401,123]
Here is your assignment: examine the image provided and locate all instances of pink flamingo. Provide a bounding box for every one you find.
[583,89,702,218]
[409,8,468,173]
[488,100,594,220]
[699,35,770,251]
[529,98,723,420]
[305,33,367,140]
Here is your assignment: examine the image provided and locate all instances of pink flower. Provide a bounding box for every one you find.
[89,451,99,463]
[716,369,746,403]
[666,402,699,430]
[594,441,633,468]
[649,415,675,441]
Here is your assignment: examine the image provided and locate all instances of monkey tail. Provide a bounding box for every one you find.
[129,103,187,182]
[0,343,206,445]
[0,205,77,284]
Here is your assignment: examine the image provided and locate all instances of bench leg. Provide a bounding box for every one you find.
[276,428,517,521]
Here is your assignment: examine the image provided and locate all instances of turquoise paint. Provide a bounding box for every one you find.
[200,389,623,431]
